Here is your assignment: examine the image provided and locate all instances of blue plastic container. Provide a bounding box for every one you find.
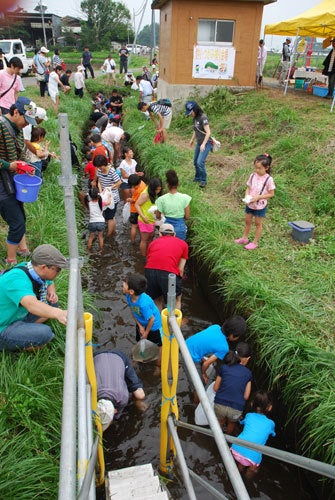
[14,174,42,202]
[288,220,315,243]
[312,86,335,97]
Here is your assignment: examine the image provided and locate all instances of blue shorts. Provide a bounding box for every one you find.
[103,203,118,220]
[88,221,105,233]
[120,182,129,190]
[129,212,139,225]
[245,205,268,218]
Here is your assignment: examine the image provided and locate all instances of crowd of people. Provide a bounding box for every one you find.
[0,50,277,476]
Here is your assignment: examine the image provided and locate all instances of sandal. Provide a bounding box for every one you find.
[245,242,258,250]
[17,248,31,257]
[3,258,17,265]
[234,238,249,245]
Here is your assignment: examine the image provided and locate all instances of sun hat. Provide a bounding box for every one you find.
[159,223,175,236]
[185,100,197,116]
[31,244,68,269]
[97,399,115,431]
[15,97,37,126]
[35,106,48,121]
[77,65,84,71]
[40,46,49,53]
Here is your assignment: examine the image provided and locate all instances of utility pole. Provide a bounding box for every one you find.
[34,1,47,47]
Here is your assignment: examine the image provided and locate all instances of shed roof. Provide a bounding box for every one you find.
[151,0,276,8]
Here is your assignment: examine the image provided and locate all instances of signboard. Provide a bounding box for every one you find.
[192,45,236,79]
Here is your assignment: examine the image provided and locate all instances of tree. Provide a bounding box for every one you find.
[137,23,159,47]
[80,0,131,49]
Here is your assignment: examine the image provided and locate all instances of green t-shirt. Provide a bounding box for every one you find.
[156,192,191,219]
[0,268,36,332]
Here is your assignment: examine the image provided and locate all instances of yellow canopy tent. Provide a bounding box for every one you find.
[264,0,335,38]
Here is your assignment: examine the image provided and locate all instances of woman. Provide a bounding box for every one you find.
[185,100,212,188]
[94,154,121,237]
[156,169,191,241]
[48,65,68,113]
[35,46,50,98]
[101,54,117,86]
[52,49,62,69]
[135,177,163,256]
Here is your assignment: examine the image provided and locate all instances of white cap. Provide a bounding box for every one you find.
[40,46,49,53]
[35,106,48,121]
[77,65,84,72]
[97,399,115,431]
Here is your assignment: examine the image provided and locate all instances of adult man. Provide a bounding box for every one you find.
[0,244,68,352]
[322,38,335,98]
[136,75,154,103]
[118,44,129,75]
[94,349,145,431]
[279,37,291,85]
[256,39,267,89]
[108,88,123,115]
[138,101,172,143]
[145,223,189,310]
[0,57,23,114]
[0,96,37,264]
[81,46,95,79]
[101,122,130,164]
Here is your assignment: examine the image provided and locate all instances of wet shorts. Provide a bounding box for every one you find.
[245,205,268,218]
[214,403,242,422]
[129,212,139,225]
[136,325,162,347]
[144,269,182,304]
[103,203,118,220]
[88,221,105,233]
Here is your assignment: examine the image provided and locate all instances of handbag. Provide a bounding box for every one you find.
[211,137,221,152]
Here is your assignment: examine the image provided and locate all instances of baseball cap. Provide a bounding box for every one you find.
[40,46,49,53]
[32,244,68,269]
[185,100,197,116]
[35,106,48,121]
[159,223,175,236]
[15,97,37,126]
[97,399,115,431]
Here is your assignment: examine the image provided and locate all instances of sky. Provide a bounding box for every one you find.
[12,0,323,47]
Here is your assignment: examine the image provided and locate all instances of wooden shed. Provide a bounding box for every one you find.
[151,0,276,99]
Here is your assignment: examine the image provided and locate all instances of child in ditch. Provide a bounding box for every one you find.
[84,186,110,254]
[123,273,162,357]
[234,153,275,250]
[213,342,252,435]
[230,390,276,478]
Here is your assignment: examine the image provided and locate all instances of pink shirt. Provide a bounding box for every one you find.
[247,172,275,210]
[0,69,21,110]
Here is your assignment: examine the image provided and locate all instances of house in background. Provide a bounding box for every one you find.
[151,0,276,99]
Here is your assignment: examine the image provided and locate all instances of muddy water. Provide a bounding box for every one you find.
[85,208,318,500]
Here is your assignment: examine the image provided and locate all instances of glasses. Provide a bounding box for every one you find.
[47,265,62,273]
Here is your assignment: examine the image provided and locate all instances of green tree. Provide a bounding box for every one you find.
[80,0,131,49]
[137,23,159,47]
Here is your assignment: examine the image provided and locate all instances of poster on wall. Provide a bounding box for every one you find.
[192,45,235,79]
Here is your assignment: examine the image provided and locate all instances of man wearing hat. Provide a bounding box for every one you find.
[145,223,189,310]
[0,56,24,114]
[35,46,50,98]
[322,38,335,98]
[279,37,292,85]
[0,96,37,264]
[94,349,145,431]
[0,244,68,352]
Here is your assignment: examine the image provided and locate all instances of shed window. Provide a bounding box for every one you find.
[198,19,234,45]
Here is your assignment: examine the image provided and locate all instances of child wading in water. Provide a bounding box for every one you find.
[235,154,275,250]
[213,342,252,435]
[84,186,110,253]
[231,390,276,478]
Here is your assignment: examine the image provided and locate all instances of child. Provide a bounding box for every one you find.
[94,154,121,237]
[186,316,247,385]
[123,273,162,350]
[231,390,276,478]
[84,186,110,253]
[25,126,50,177]
[119,147,143,201]
[127,174,147,244]
[74,65,85,98]
[135,177,163,257]
[213,342,252,435]
[235,154,275,250]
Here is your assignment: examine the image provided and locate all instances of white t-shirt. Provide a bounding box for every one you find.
[139,79,153,97]
[103,58,116,73]
[48,71,60,101]
[119,159,137,183]
[102,126,124,144]
[74,70,85,89]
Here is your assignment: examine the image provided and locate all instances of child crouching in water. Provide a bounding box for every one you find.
[123,273,162,364]
[84,186,110,253]
[235,154,275,250]
[213,342,252,435]
[231,390,276,478]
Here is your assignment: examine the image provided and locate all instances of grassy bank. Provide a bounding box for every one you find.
[122,86,335,466]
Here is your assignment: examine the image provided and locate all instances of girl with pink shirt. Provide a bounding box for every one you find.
[235,154,275,250]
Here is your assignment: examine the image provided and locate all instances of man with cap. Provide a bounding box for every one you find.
[94,349,145,431]
[322,38,335,98]
[279,37,292,85]
[145,223,189,310]
[0,56,24,114]
[0,96,37,264]
[0,244,68,352]
[35,47,50,98]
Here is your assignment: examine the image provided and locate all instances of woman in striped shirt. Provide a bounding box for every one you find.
[94,155,121,237]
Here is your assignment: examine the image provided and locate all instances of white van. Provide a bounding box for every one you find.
[0,39,32,75]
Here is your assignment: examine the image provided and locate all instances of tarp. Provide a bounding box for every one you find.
[264,0,335,37]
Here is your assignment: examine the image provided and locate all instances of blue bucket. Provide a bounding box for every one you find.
[14,174,42,202]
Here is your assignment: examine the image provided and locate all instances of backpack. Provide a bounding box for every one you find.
[1,265,41,299]
[156,98,172,107]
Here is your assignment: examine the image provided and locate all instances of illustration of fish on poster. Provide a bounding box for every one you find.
[192,45,235,79]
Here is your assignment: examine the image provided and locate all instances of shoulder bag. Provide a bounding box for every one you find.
[195,125,221,152]
[0,74,17,99]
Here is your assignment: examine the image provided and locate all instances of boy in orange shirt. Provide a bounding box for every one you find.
[127,174,146,244]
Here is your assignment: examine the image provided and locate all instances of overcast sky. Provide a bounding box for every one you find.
[17,0,322,47]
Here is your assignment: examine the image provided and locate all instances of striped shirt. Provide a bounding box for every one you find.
[97,167,120,204]
[148,103,171,117]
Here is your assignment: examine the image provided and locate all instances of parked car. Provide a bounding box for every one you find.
[0,39,33,75]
